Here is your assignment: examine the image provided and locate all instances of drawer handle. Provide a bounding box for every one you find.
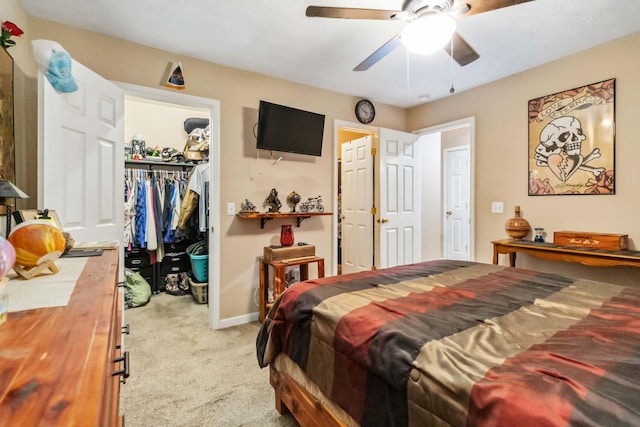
[113,351,130,384]
[122,323,130,335]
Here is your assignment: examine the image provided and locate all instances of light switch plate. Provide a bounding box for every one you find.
[227,202,236,216]
[491,202,504,213]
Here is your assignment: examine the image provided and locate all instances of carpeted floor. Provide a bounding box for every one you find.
[120,292,299,427]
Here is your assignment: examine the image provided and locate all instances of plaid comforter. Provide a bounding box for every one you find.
[256,260,640,426]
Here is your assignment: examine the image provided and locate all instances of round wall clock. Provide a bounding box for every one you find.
[355,99,375,124]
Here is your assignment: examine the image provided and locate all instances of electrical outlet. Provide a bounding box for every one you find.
[227,202,236,216]
[491,202,504,213]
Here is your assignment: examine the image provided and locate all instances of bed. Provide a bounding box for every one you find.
[256,259,640,426]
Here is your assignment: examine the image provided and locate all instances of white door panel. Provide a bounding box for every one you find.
[378,128,420,268]
[341,136,373,274]
[444,146,470,260]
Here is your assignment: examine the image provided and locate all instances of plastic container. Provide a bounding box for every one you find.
[189,253,208,282]
[187,240,208,282]
[189,277,208,304]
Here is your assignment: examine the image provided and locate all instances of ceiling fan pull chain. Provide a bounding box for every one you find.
[449,36,455,94]
[406,50,411,103]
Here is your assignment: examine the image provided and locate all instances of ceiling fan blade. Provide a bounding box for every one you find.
[306,6,400,20]
[354,34,402,71]
[462,0,535,16]
[443,32,480,66]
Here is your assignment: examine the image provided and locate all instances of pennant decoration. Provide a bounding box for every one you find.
[165,61,185,90]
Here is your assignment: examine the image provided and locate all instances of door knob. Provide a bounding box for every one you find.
[446,211,452,217]
[376,218,389,224]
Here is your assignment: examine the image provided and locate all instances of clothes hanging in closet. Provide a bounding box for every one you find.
[124,168,192,252]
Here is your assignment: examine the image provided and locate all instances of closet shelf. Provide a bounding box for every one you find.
[125,159,195,171]
[236,212,332,229]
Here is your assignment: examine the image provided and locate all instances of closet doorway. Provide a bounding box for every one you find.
[117,83,221,330]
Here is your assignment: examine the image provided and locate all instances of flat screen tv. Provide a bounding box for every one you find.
[256,100,325,157]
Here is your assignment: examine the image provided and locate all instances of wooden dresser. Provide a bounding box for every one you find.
[0,249,126,426]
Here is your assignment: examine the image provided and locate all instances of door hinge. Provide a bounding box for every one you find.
[371,147,377,156]
[371,207,376,215]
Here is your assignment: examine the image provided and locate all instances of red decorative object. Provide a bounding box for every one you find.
[280,224,294,247]
[1,21,24,49]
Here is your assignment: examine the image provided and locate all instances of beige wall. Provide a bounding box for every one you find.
[6,7,406,321]
[124,96,209,153]
[408,32,640,286]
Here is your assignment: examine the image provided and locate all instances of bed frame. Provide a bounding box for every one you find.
[270,365,346,427]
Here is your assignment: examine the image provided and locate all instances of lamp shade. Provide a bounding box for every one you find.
[401,14,456,55]
[0,180,28,199]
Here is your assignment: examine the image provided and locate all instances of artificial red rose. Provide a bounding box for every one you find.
[1,20,24,49]
[2,21,23,37]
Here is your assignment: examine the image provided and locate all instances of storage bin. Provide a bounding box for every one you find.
[190,278,208,304]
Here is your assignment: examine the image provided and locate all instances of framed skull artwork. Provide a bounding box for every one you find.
[528,78,615,196]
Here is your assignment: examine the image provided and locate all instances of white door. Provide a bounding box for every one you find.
[378,128,421,268]
[341,136,374,274]
[38,60,124,266]
[443,146,470,260]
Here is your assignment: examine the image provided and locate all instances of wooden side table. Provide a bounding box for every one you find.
[259,256,325,322]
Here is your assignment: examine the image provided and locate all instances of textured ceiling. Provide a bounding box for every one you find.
[19,0,640,108]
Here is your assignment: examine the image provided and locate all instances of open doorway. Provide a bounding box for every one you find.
[334,117,475,275]
[416,117,475,261]
[336,124,376,275]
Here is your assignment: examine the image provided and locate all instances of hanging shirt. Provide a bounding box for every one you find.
[134,179,147,248]
[123,179,137,250]
[171,180,182,233]
[188,163,210,232]
[145,179,157,251]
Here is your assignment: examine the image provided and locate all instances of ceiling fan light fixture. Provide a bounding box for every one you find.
[401,14,456,55]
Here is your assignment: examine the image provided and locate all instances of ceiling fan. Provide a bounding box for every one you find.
[306,0,534,71]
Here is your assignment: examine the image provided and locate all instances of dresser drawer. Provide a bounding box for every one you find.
[125,248,152,268]
[164,240,190,255]
[159,253,190,275]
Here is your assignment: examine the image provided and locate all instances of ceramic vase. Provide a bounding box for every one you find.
[280,225,294,247]
[505,206,530,240]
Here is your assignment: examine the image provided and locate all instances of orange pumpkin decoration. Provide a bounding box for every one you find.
[8,220,66,267]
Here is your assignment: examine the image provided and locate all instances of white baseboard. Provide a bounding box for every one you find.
[218,311,260,329]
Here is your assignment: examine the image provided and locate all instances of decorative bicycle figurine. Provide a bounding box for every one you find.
[299,195,324,213]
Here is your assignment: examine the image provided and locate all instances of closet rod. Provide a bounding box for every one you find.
[125,160,195,171]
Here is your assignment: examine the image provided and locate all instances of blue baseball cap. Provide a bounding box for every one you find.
[46,49,78,93]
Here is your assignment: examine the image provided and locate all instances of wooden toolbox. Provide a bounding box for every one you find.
[264,244,315,262]
[553,231,628,251]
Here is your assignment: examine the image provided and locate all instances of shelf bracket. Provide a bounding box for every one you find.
[296,216,311,227]
[260,217,273,229]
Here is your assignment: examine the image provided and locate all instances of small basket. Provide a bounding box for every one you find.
[189,278,208,304]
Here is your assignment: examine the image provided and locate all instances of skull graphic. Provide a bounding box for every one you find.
[536,116,585,160]
[533,116,603,183]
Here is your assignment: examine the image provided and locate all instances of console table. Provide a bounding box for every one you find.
[259,256,325,322]
[492,239,640,268]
